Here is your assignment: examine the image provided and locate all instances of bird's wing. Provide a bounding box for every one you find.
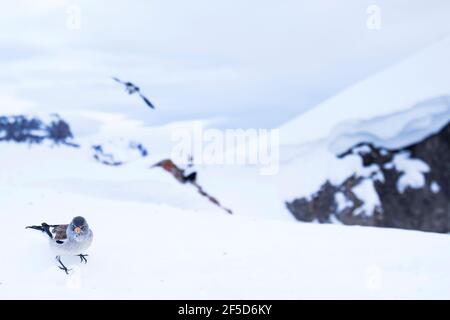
[51,224,68,241]
[139,93,155,109]
[112,77,125,85]
[26,223,53,239]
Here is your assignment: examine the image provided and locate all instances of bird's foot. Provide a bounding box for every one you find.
[56,256,72,275]
[58,265,72,274]
[77,254,89,264]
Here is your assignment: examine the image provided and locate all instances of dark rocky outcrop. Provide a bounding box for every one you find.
[0,114,77,146]
[92,141,148,166]
[286,122,450,233]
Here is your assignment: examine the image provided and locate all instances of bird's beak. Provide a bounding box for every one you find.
[74,227,81,234]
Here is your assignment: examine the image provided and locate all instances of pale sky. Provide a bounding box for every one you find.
[1,0,449,128]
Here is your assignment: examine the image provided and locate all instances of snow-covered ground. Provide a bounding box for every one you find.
[1,98,450,299]
[1,145,450,299]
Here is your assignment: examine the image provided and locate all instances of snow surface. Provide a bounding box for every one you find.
[91,138,146,164]
[431,181,441,194]
[352,179,381,217]
[334,192,353,212]
[392,152,430,193]
[328,96,450,154]
[1,144,450,299]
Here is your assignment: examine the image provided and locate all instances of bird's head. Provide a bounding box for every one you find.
[70,216,90,240]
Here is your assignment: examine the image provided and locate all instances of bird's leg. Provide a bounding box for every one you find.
[56,256,71,274]
[77,254,89,264]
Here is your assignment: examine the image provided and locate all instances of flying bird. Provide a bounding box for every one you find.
[26,216,93,274]
[112,77,155,109]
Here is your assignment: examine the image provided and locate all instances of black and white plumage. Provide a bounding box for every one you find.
[112,77,155,109]
[26,216,93,274]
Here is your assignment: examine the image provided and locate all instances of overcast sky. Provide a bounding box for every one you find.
[1,0,450,128]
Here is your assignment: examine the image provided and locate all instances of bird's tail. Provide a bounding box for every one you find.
[183,171,197,183]
[26,223,53,239]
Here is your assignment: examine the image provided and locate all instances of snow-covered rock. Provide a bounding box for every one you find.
[0,114,76,146]
[91,139,148,166]
[286,122,450,233]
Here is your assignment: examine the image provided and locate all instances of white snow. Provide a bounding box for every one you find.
[28,129,47,137]
[352,145,372,155]
[328,215,343,226]
[384,162,395,170]
[334,192,353,212]
[352,179,381,217]
[393,152,430,193]
[91,138,146,164]
[356,164,385,183]
[430,181,441,194]
[0,143,450,299]
[328,96,450,154]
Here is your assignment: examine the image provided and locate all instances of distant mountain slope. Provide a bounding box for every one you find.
[280,36,450,148]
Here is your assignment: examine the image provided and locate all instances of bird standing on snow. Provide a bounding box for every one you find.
[112,77,156,109]
[26,216,93,274]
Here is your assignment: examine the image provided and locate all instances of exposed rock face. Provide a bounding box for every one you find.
[286,122,450,233]
[0,114,76,146]
[91,140,148,166]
